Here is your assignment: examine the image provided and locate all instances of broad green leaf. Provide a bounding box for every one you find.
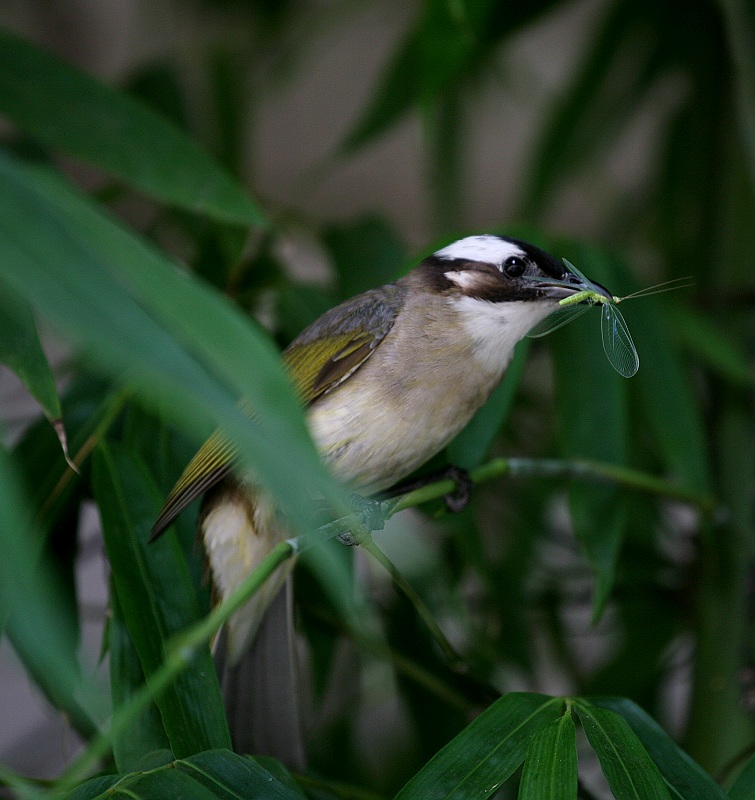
[0,29,264,225]
[0,272,77,464]
[718,0,755,189]
[0,441,102,728]
[63,775,120,800]
[629,297,710,494]
[592,697,728,800]
[13,379,124,532]
[65,750,308,800]
[109,581,173,772]
[93,442,231,757]
[448,339,530,469]
[342,0,554,154]
[729,752,755,800]
[323,216,407,297]
[0,151,345,538]
[518,709,578,800]
[395,692,563,800]
[518,0,662,218]
[685,398,755,769]
[667,304,752,387]
[575,701,671,800]
[0,274,61,420]
[550,248,628,616]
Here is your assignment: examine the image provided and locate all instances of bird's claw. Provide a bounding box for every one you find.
[337,494,385,545]
[442,466,473,512]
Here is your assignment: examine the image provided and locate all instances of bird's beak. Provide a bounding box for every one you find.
[537,271,612,301]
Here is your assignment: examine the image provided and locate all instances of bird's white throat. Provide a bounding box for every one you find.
[450,295,555,374]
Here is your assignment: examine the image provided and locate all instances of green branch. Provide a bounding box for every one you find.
[56,454,716,791]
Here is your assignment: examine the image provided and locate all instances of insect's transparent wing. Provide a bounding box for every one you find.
[562,258,599,292]
[600,304,639,377]
[528,302,593,338]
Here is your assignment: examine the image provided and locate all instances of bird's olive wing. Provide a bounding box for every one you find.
[284,282,404,403]
[150,283,405,539]
[150,429,236,539]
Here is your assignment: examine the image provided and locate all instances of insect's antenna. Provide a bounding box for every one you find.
[617,277,694,302]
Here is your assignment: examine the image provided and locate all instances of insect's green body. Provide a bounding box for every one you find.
[558,289,620,308]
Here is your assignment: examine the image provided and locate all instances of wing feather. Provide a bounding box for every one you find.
[150,283,405,539]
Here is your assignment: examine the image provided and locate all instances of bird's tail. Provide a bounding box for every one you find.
[200,480,305,767]
[216,580,306,768]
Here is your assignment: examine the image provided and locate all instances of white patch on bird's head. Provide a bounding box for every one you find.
[434,235,526,268]
[444,270,480,291]
[450,294,557,375]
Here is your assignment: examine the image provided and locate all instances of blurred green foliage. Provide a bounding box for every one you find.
[0,0,753,797]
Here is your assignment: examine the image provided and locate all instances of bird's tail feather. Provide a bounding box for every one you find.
[218,579,306,769]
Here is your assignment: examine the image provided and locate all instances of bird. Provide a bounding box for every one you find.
[150,233,595,762]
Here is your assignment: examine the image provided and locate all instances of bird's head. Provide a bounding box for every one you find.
[410,234,604,368]
[416,234,601,334]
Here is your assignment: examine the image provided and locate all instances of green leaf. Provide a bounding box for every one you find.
[728,752,755,800]
[550,248,628,616]
[718,0,755,190]
[629,297,710,494]
[575,700,671,800]
[0,28,264,225]
[0,272,77,464]
[667,304,752,387]
[518,709,578,800]
[592,697,728,800]
[62,775,120,800]
[65,750,308,800]
[395,692,563,800]
[0,151,345,537]
[93,441,231,757]
[0,274,61,420]
[518,1,662,218]
[323,216,407,297]
[109,581,173,772]
[0,441,102,730]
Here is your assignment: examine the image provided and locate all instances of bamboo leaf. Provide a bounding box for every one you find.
[0,151,345,538]
[592,697,728,800]
[64,750,308,800]
[728,752,755,800]
[550,248,628,617]
[0,28,264,225]
[629,297,710,494]
[519,0,662,218]
[0,441,102,732]
[667,304,752,387]
[575,700,671,800]
[323,216,407,297]
[109,581,173,772]
[93,441,231,757]
[395,693,563,800]
[518,709,578,800]
[718,0,755,189]
[0,274,61,420]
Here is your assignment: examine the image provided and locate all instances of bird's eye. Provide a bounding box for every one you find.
[503,255,527,277]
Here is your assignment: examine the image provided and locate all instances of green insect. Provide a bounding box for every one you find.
[529,259,691,379]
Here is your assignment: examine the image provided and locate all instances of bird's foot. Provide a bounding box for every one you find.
[441,465,473,512]
[337,493,385,545]
[382,465,473,513]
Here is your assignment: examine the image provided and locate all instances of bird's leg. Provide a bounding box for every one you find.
[337,493,386,545]
[336,466,473,546]
[381,465,474,513]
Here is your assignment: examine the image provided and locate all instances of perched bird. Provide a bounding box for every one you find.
[151,233,595,761]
